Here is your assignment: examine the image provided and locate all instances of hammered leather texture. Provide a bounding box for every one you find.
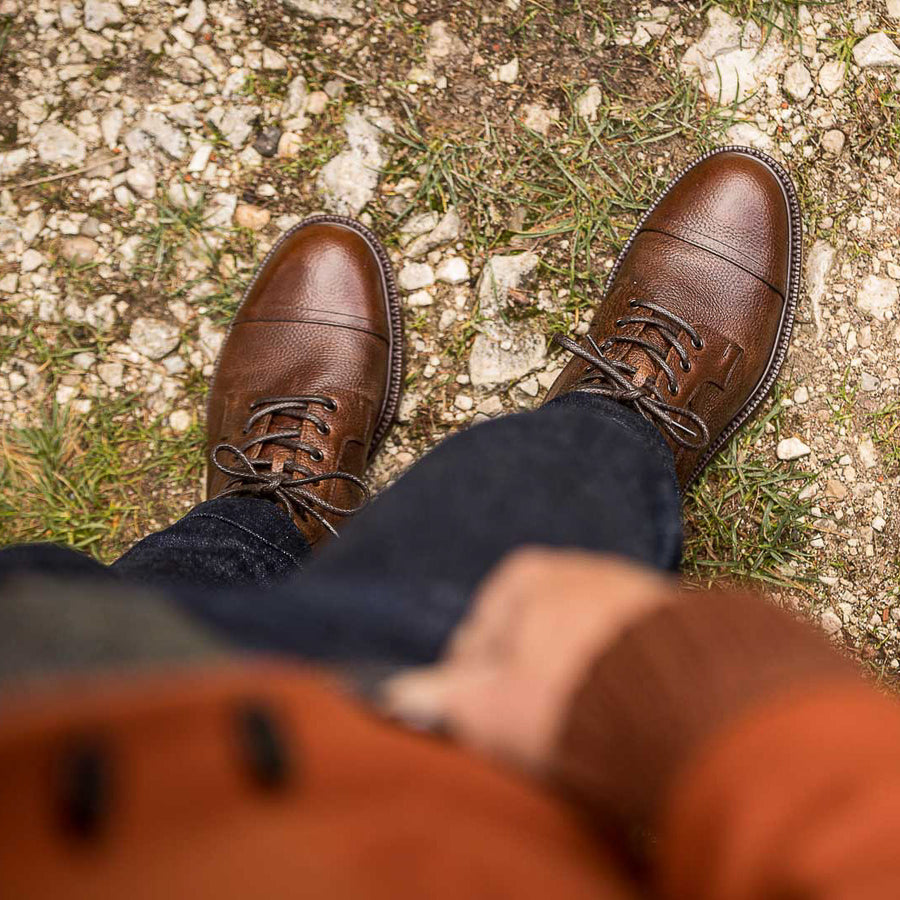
[547,151,795,486]
[206,221,398,545]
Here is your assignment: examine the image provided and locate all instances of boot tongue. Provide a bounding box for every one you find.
[606,319,672,390]
[247,408,314,476]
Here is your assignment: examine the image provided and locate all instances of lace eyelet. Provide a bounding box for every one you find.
[325,399,338,412]
[691,337,704,351]
[318,424,331,436]
[681,360,691,373]
[312,450,325,462]
[669,383,679,396]
[614,318,625,328]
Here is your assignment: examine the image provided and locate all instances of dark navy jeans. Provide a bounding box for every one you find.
[0,394,682,668]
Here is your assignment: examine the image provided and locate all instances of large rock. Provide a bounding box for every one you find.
[468,252,546,386]
[283,0,358,21]
[129,317,180,360]
[818,60,846,96]
[136,112,188,160]
[206,105,262,149]
[805,239,835,336]
[404,207,461,258]
[33,123,86,167]
[853,32,900,68]
[0,147,29,177]
[856,275,899,321]
[783,61,813,101]
[681,8,787,105]
[317,108,392,216]
[84,0,124,31]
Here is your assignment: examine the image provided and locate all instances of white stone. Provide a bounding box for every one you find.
[0,147,29,178]
[889,0,900,19]
[21,211,43,245]
[113,185,135,206]
[203,193,237,227]
[521,103,559,136]
[853,32,900,68]
[125,164,157,200]
[806,240,835,336]
[317,108,392,216]
[858,436,879,469]
[496,58,519,84]
[860,372,879,393]
[84,0,124,31]
[100,108,123,150]
[0,273,18,293]
[283,0,357,21]
[56,385,79,406]
[398,262,435,292]
[277,132,304,158]
[234,203,271,230]
[137,112,188,160]
[97,361,124,388]
[469,252,545,386]
[169,409,193,433]
[873,515,887,533]
[405,207,461,258]
[783,61,813,100]
[820,610,843,636]
[857,275,898,321]
[206,105,262,149]
[59,236,99,264]
[575,85,602,120]
[198,319,224,362]
[305,91,328,115]
[776,437,811,460]
[436,256,470,285]
[818,60,846,96]
[793,386,809,404]
[129,317,180,360]
[822,129,845,156]
[454,394,473,412]
[185,144,212,174]
[681,8,787,105]
[281,75,309,119]
[193,44,228,79]
[21,249,43,273]
[33,123,86,167]
[406,289,433,308]
[182,0,207,33]
[168,179,202,209]
[724,122,773,151]
[261,47,286,71]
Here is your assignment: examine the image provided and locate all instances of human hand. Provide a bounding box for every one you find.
[381,547,674,770]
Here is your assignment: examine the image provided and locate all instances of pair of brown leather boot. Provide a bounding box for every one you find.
[206,148,801,546]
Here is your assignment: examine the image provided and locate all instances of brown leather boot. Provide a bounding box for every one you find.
[206,215,403,545]
[545,146,801,488]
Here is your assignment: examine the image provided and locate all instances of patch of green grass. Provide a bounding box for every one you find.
[825,364,859,428]
[683,392,819,592]
[0,398,203,559]
[870,400,900,473]
[136,192,213,287]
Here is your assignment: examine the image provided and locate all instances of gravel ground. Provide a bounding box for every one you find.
[0,1,898,676]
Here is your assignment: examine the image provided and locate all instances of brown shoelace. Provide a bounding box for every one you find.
[554,299,710,450]
[212,395,369,537]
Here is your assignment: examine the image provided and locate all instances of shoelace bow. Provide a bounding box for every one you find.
[212,395,369,537]
[554,299,710,450]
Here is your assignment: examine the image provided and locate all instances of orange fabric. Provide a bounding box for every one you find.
[659,682,900,899]
[0,663,631,900]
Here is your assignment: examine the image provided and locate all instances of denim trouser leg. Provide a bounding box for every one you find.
[176,393,682,666]
[0,393,682,668]
[112,496,310,590]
